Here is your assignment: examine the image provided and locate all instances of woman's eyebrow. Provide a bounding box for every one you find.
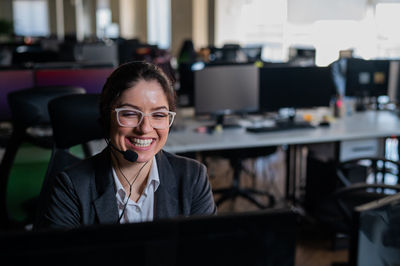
[118,103,139,109]
[151,106,169,111]
[118,104,169,111]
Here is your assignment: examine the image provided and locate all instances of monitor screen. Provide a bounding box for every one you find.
[241,46,263,62]
[0,208,298,265]
[345,59,390,97]
[259,66,335,112]
[177,62,196,107]
[350,193,400,266]
[0,70,34,121]
[194,63,259,115]
[35,67,114,94]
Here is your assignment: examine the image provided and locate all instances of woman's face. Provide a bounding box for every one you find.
[110,79,170,163]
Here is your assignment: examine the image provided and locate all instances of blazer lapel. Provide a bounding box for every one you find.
[155,150,179,219]
[92,148,119,224]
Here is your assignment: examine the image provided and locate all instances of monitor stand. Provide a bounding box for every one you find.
[204,113,242,132]
[355,96,367,112]
[275,112,312,129]
[246,110,314,133]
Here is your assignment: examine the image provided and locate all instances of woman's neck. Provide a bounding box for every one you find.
[111,152,153,196]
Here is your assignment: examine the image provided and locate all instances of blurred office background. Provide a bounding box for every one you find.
[2,0,400,105]
[0,0,399,67]
[1,1,400,265]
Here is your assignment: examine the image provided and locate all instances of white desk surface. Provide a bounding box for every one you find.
[164,110,400,154]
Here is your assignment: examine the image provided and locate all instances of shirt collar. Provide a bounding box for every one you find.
[112,157,160,200]
[146,156,160,194]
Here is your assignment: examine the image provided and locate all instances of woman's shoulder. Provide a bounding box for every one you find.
[61,149,110,180]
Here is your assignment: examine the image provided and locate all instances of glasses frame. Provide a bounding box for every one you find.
[114,107,176,129]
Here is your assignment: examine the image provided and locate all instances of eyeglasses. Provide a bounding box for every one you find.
[114,107,176,129]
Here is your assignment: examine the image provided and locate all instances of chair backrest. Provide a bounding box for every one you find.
[7,86,86,129]
[44,93,105,182]
[337,157,400,187]
[35,93,105,227]
[316,157,400,235]
[350,192,400,266]
[49,93,104,149]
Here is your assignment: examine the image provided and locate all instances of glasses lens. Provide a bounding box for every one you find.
[118,109,142,127]
[117,109,175,129]
[150,111,171,129]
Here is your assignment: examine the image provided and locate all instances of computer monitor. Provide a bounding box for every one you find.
[345,58,390,98]
[194,63,259,126]
[0,69,34,121]
[35,67,114,94]
[0,208,298,266]
[350,192,400,266]
[177,62,196,107]
[76,43,118,67]
[242,46,263,62]
[258,66,335,112]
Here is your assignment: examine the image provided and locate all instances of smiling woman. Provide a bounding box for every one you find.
[108,79,172,163]
[35,61,217,230]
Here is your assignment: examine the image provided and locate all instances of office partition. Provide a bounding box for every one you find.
[35,67,114,94]
[0,69,34,121]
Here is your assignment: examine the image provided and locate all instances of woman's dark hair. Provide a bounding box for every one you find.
[99,61,176,136]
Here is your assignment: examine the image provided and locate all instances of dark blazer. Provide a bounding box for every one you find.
[36,148,217,230]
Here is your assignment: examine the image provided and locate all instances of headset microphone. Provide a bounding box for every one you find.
[122,149,139,163]
[108,141,138,163]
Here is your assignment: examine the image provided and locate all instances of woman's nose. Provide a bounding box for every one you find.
[136,115,153,133]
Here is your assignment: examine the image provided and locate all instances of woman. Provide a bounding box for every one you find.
[37,61,216,229]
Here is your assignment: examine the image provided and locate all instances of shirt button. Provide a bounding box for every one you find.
[135,206,140,212]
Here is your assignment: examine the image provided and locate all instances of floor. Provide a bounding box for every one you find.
[296,233,348,266]
[204,152,349,266]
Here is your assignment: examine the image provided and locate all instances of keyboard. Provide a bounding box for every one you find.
[246,121,315,133]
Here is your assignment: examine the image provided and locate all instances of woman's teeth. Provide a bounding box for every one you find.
[131,138,152,147]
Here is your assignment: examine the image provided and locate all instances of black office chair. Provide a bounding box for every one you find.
[0,86,85,230]
[313,157,400,250]
[35,93,105,228]
[203,147,276,210]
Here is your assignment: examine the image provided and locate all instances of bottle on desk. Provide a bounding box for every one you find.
[333,95,343,118]
[334,95,354,118]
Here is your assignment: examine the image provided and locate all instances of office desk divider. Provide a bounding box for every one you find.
[0,67,115,123]
[0,70,35,122]
[35,67,114,94]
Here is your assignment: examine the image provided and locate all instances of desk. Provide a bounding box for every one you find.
[165,111,400,153]
[164,110,400,202]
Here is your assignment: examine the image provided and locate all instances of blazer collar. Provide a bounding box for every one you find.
[92,148,119,224]
[155,150,179,219]
[92,148,179,223]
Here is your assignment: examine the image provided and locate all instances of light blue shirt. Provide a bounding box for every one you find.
[112,157,160,223]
